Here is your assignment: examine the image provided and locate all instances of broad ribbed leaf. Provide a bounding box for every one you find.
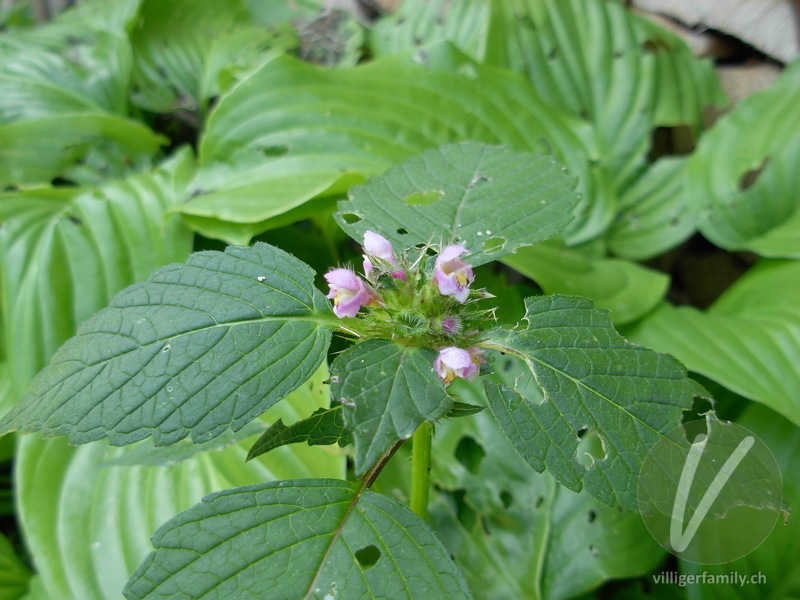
[608,157,695,260]
[685,60,800,258]
[0,150,193,410]
[624,260,800,426]
[502,241,669,324]
[330,339,451,474]
[246,404,352,461]
[335,143,579,266]
[186,45,605,244]
[430,403,664,600]
[17,374,343,600]
[0,243,334,446]
[124,479,473,600]
[482,295,702,508]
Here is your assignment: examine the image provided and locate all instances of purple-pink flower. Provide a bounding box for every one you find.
[362,230,397,273]
[324,268,379,318]
[434,244,474,303]
[434,346,485,383]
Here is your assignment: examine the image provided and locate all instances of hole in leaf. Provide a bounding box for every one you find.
[455,436,485,474]
[502,359,514,372]
[738,158,769,191]
[534,496,544,509]
[355,545,381,569]
[259,145,288,157]
[500,490,514,508]
[341,213,361,224]
[575,428,607,467]
[397,228,409,235]
[681,418,708,445]
[587,509,596,523]
[681,395,714,426]
[447,488,477,529]
[404,190,444,206]
[483,237,506,254]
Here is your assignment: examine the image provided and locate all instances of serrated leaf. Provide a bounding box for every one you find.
[335,143,579,266]
[124,479,473,600]
[0,243,334,446]
[685,60,800,258]
[502,240,669,324]
[624,260,800,426]
[482,295,702,509]
[329,339,451,474]
[246,404,352,461]
[188,45,606,244]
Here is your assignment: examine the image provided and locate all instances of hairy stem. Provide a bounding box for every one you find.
[410,421,433,520]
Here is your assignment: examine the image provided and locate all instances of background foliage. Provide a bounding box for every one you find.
[0,0,797,598]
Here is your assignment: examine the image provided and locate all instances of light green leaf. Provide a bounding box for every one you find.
[429,405,664,600]
[623,260,800,426]
[246,404,352,462]
[188,45,606,244]
[502,241,669,324]
[0,531,31,600]
[0,150,193,411]
[330,339,451,474]
[335,143,579,266]
[0,242,334,446]
[124,479,473,600]
[680,403,800,600]
[608,157,696,260]
[16,390,343,600]
[685,60,800,258]
[482,295,702,509]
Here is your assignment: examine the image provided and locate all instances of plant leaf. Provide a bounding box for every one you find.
[502,241,669,324]
[685,60,800,258]
[0,531,31,600]
[335,142,579,266]
[623,260,800,426]
[329,339,451,474]
[188,45,605,244]
[124,479,473,600]
[246,404,352,462]
[0,243,334,446]
[482,295,703,509]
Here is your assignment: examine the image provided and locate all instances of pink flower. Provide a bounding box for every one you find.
[362,230,397,275]
[434,347,485,383]
[324,268,379,318]
[434,244,474,303]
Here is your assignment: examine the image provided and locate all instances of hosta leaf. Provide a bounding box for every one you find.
[188,45,606,244]
[246,404,352,462]
[482,295,702,509]
[335,143,579,266]
[502,241,669,324]
[607,157,695,260]
[624,260,800,426]
[17,376,343,600]
[0,149,193,410]
[329,339,451,474]
[429,402,664,600]
[685,60,800,258]
[0,243,334,446]
[124,479,472,600]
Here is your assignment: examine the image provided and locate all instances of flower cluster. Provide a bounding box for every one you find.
[325,230,489,384]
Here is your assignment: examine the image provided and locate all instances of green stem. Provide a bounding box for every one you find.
[410,421,433,520]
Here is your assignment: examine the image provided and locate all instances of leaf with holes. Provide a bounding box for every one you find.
[336,143,580,266]
[481,295,703,509]
[0,243,334,447]
[124,479,473,600]
[246,404,352,462]
[685,60,800,258]
[329,339,452,474]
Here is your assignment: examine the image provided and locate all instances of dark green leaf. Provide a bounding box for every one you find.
[483,295,703,509]
[329,339,451,474]
[0,243,334,446]
[124,479,473,600]
[335,143,580,266]
[246,404,352,461]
